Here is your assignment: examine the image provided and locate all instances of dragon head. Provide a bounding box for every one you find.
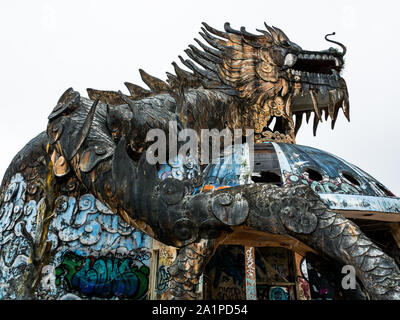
[175,22,349,144]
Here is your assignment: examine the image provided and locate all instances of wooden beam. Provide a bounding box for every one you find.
[257,281,296,286]
[337,210,400,222]
[221,225,317,256]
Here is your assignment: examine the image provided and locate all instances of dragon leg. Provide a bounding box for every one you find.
[161,239,220,300]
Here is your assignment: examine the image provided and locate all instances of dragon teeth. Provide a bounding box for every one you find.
[298,53,336,61]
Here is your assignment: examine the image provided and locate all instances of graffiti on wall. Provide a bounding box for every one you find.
[0,174,152,300]
[156,265,172,295]
[204,245,245,300]
[254,247,295,300]
[269,286,289,300]
[204,246,298,300]
[301,259,336,300]
[0,173,41,299]
[283,171,362,195]
[155,244,177,295]
[296,276,311,300]
[255,247,291,284]
[245,246,257,300]
[294,255,311,300]
[55,251,150,299]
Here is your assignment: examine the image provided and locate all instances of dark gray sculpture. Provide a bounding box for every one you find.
[1,22,399,300]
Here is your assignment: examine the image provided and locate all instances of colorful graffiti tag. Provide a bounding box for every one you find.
[56,252,150,299]
[283,171,362,195]
[245,246,257,300]
[294,255,311,300]
[155,243,176,296]
[156,265,171,294]
[269,286,289,300]
[302,259,336,300]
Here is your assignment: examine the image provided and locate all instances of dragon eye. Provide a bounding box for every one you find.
[284,53,297,67]
[281,40,290,47]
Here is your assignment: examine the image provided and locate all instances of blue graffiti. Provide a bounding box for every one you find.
[269,286,288,300]
[56,252,150,299]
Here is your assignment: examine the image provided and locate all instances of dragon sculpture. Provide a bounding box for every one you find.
[0,22,399,300]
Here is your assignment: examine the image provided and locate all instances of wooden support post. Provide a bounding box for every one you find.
[196,274,204,300]
[151,240,178,299]
[293,252,311,300]
[148,248,159,300]
[244,246,257,300]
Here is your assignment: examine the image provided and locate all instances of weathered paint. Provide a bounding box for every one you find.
[244,246,257,300]
[275,142,397,198]
[155,242,177,297]
[319,193,400,213]
[0,174,152,300]
[269,286,289,300]
[158,153,200,181]
[200,142,400,215]
[198,144,253,193]
[294,253,311,300]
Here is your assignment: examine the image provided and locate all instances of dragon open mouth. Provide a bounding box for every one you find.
[292,53,341,74]
[254,47,347,144]
[284,50,343,94]
[258,116,293,143]
[246,29,349,144]
[278,33,349,140]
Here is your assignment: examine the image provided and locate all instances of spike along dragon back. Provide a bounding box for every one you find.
[1,22,399,301]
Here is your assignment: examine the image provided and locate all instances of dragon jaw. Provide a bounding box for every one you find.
[254,45,349,143]
[282,44,349,139]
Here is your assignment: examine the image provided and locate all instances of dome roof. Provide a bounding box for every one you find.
[200,142,400,221]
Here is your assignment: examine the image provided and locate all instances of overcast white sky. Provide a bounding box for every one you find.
[0,0,399,195]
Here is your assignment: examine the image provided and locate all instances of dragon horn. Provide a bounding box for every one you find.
[325,32,347,57]
[224,22,242,35]
[240,26,263,39]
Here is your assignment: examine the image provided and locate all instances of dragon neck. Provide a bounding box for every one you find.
[181,88,296,144]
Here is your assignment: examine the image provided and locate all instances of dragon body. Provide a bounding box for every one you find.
[0,22,399,300]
